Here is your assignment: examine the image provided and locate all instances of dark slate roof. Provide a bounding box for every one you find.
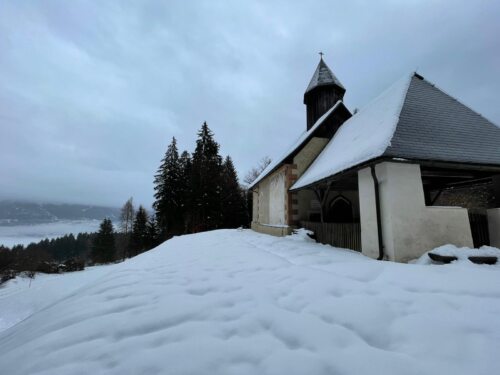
[305,59,345,94]
[384,74,500,165]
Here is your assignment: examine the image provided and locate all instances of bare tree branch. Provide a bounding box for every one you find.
[243,156,272,185]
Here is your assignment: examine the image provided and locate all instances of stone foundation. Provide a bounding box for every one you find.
[251,222,292,237]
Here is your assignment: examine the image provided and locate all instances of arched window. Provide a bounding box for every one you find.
[326,195,353,223]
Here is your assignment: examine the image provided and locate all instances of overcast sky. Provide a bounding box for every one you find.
[1,0,499,208]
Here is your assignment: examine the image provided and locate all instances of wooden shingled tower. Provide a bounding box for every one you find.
[304,55,346,130]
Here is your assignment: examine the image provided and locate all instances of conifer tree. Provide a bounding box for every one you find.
[179,150,192,233]
[130,206,149,256]
[146,215,160,249]
[153,137,183,237]
[221,156,247,228]
[190,122,223,231]
[91,218,115,264]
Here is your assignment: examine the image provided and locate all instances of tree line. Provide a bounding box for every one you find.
[153,121,248,237]
[1,122,257,283]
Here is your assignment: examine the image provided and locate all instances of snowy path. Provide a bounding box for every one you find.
[0,229,499,375]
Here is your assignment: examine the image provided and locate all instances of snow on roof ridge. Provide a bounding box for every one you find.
[292,73,414,190]
[249,100,345,188]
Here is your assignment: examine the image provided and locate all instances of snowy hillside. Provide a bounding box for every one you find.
[1,230,499,375]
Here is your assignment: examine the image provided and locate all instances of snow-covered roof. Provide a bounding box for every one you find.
[292,73,412,189]
[292,72,500,190]
[249,100,348,189]
[305,58,345,94]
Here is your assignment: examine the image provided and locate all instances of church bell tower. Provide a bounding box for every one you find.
[304,55,346,130]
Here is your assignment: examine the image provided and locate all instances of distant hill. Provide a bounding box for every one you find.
[0,201,120,226]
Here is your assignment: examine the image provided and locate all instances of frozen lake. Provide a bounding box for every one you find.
[0,220,103,247]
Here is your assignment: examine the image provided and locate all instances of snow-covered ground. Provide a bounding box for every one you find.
[1,229,499,375]
[0,220,102,247]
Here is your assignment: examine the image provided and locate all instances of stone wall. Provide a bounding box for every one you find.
[432,182,496,211]
[251,222,292,236]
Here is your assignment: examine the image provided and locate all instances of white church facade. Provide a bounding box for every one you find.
[250,58,500,262]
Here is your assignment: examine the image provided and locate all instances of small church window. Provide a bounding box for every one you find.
[326,195,353,223]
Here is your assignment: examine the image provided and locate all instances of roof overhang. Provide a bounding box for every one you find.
[289,156,500,191]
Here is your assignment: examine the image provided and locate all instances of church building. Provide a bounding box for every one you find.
[249,57,500,262]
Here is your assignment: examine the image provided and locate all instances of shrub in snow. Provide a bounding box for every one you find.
[62,258,85,272]
[36,261,60,274]
[0,270,17,285]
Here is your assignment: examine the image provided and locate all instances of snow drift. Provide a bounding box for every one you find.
[1,229,499,375]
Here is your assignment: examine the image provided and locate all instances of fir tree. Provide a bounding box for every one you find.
[146,215,160,249]
[190,122,223,231]
[91,218,115,264]
[179,150,192,233]
[221,156,248,228]
[153,137,183,237]
[130,206,149,256]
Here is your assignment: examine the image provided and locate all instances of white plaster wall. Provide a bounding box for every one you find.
[252,167,287,229]
[269,171,286,225]
[257,178,269,224]
[358,168,380,259]
[359,163,473,262]
[487,208,500,248]
[252,189,259,222]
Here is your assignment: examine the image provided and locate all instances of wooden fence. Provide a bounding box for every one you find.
[468,213,490,248]
[300,221,361,251]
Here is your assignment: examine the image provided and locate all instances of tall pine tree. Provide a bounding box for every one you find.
[91,218,115,264]
[146,215,160,249]
[130,206,149,256]
[190,122,223,231]
[221,156,248,228]
[179,150,192,233]
[153,137,183,238]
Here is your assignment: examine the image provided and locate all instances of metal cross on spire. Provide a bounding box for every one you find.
[319,51,324,60]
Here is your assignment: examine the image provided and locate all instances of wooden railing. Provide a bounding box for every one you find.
[468,212,490,248]
[300,221,361,251]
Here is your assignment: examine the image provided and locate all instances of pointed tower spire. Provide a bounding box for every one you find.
[305,56,345,95]
[304,56,346,129]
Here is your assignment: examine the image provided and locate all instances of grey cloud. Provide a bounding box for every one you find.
[1,0,499,207]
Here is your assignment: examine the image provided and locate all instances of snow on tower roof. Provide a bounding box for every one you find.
[292,72,500,190]
[305,58,345,94]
